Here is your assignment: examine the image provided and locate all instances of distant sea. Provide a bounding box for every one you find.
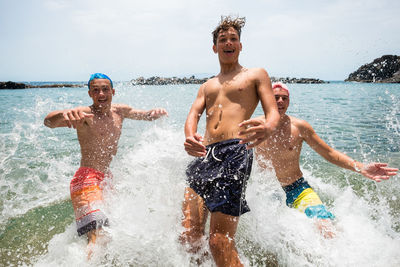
[22,81,86,86]
[0,81,399,266]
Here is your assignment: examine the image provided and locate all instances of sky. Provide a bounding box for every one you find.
[0,0,399,81]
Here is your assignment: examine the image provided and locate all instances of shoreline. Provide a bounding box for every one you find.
[3,76,400,90]
[1,76,328,89]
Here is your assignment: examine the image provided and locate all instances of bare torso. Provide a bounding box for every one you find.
[77,105,123,173]
[256,115,304,186]
[203,67,260,145]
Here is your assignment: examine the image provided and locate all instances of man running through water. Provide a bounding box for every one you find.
[44,73,168,257]
[181,16,280,266]
[255,82,398,238]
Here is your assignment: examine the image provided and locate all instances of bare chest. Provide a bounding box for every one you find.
[96,115,121,139]
[261,127,303,160]
[205,78,256,106]
[81,113,123,147]
[266,136,301,153]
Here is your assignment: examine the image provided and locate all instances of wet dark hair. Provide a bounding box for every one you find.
[212,16,246,45]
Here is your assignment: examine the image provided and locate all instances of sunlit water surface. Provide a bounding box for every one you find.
[0,82,399,266]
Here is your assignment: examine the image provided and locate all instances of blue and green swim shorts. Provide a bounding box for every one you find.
[282,177,334,219]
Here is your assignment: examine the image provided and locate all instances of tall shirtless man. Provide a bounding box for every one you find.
[255,82,398,238]
[44,73,167,256]
[181,17,280,267]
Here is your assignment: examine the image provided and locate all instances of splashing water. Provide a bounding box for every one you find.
[0,82,399,266]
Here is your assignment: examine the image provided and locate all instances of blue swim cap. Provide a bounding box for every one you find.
[88,73,113,89]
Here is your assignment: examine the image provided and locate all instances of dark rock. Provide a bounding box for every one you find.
[380,70,400,83]
[345,55,400,83]
[0,81,27,89]
[131,75,326,85]
[0,82,83,89]
[131,76,210,85]
[270,77,327,84]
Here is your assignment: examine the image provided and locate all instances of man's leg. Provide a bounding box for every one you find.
[180,187,209,253]
[209,211,242,267]
[86,228,99,259]
[315,219,336,239]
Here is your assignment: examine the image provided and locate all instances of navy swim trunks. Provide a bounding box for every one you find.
[186,139,253,216]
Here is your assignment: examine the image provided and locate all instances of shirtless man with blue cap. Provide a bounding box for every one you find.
[44,73,168,257]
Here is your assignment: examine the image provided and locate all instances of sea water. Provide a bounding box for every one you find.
[0,82,399,266]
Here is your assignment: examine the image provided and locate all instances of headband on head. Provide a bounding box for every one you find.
[88,73,113,89]
[272,82,289,96]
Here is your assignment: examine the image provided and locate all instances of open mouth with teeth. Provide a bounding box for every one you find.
[223,49,235,55]
[277,106,286,113]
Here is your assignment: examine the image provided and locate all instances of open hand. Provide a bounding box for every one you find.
[184,133,206,157]
[147,108,168,120]
[238,118,272,149]
[63,109,94,129]
[361,163,398,182]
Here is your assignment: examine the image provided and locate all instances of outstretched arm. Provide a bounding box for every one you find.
[121,105,168,121]
[359,163,398,182]
[239,68,280,148]
[300,120,398,182]
[44,107,93,129]
[184,84,206,157]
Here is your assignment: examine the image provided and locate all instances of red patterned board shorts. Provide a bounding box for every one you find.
[70,167,111,236]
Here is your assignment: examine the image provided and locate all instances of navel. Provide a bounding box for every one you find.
[214,110,223,130]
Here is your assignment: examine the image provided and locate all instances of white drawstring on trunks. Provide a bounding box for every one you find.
[203,146,222,162]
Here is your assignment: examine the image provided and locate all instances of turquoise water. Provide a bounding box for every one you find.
[0,82,399,266]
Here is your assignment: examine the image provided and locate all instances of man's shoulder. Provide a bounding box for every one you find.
[197,76,219,92]
[244,67,270,84]
[202,76,218,86]
[289,116,313,131]
[112,103,129,108]
[247,67,267,72]
[110,104,131,115]
[247,67,268,76]
[290,115,306,125]
[112,103,135,110]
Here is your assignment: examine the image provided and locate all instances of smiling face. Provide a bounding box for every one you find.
[213,27,242,64]
[88,78,115,108]
[274,88,290,115]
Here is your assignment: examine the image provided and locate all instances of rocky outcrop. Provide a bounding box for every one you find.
[270,77,327,84]
[131,75,326,85]
[0,82,83,89]
[0,81,27,89]
[345,55,400,83]
[131,76,209,85]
